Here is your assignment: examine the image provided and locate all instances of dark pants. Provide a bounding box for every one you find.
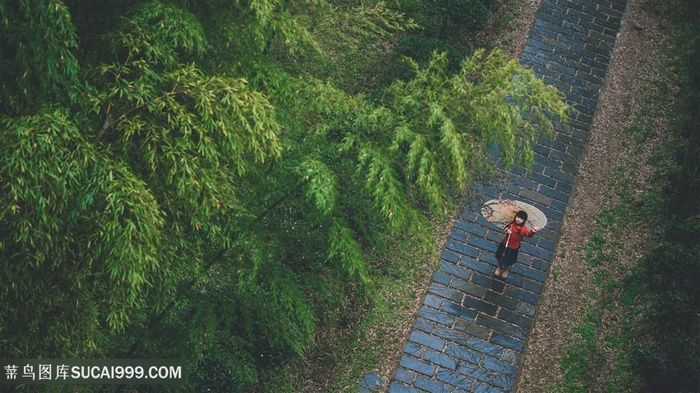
[495,243,519,268]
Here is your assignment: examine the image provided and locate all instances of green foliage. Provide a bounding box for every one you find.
[120,2,207,63]
[0,110,164,356]
[275,1,416,93]
[559,311,601,393]
[0,0,81,112]
[298,158,338,215]
[0,0,568,390]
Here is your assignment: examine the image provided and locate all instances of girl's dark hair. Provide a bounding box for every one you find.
[515,210,528,223]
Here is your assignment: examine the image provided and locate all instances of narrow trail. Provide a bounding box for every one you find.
[385,1,629,392]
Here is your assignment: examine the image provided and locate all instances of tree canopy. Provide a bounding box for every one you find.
[0,0,568,390]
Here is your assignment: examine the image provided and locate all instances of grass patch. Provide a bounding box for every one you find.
[558,310,603,393]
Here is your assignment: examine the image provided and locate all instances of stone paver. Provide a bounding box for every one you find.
[383,1,629,392]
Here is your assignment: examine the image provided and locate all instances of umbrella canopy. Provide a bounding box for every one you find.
[481,199,548,230]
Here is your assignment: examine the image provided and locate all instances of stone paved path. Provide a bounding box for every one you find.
[386,1,629,392]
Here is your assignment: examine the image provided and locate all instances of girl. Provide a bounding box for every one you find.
[495,210,541,278]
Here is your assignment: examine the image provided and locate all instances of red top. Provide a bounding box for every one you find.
[501,223,535,249]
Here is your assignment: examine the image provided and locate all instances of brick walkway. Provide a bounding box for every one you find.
[384,1,629,392]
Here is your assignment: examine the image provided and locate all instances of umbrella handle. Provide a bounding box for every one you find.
[499,231,512,266]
